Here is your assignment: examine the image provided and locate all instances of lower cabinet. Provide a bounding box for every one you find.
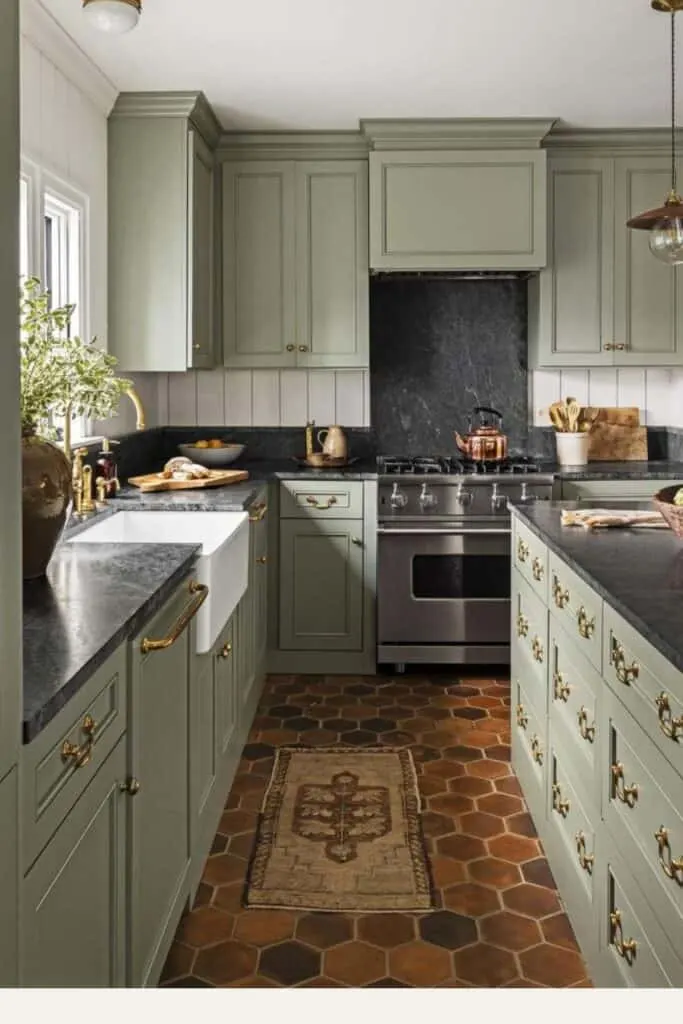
[560,479,681,503]
[0,767,18,987]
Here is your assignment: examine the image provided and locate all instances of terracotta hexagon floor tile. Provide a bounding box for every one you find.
[467,696,503,709]
[448,776,494,798]
[488,834,540,864]
[419,910,478,950]
[506,812,537,838]
[217,809,258,836]
[164,976,213,988]
[436,833,487,861]
[367,978,411,988]
[487,746,513,766]
[423,761,467,781]
[160,941,195,983]
[440,744,483,762]
[468,858,522,889]
[324,941,386,986]
[212,882,244,915]
[260,941,322,986]
[233,910,297,946]
[419,774,449,797]
[421,707,451,721]
[503,883,561,918]
[446,732,493,751]
[298,977,347,988]
[357,913,416,949]
[300,729,341,747]
[194,940,257,985]
[480,911,543,951]
[229,976,280,988]
[296,913,355,950]
[257,728,299,746]
[477,792,523,817]
[454,943,519,986]
[541,914,581,951]
[175,907,235,948]
[228,833,255,860]
[466,759,510,780]
[378,730,415,747]
[429,793,475,817]
[522,858,557,889]
[228,773,268,797]
[459,811,505,839]
[202,853,248,886]
[430,855,467,889]
[389,941,452,986]
[452,707,488,721]
[519,945,587,986]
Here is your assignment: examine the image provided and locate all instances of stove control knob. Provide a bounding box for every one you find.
[390,483,408,510]
[491,483,508,512]
[520,482,529,502]
[455,485,473,508]
[419,483,437,511]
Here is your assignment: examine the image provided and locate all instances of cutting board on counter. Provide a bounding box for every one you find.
[587,424,648,461]
[585,406,641,427]
[128,469,249,493]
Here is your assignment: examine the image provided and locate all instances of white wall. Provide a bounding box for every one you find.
[530,367,683,428]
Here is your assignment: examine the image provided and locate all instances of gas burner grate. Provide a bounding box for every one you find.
[378,455,546,476]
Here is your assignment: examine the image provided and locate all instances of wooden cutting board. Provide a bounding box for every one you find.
[585,406,641,427]
[128,469,249,493]
[587,424,648,461]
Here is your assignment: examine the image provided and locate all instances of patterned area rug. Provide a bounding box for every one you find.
[245,747,435,913]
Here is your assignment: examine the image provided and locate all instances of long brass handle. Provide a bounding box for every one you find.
[141,581,208,654]
[61,715,97,769]
[306,495,337,510]
[517,539,529,563]
[516,613,529,638]
[577,606,595,640]
[553,672,571,702]
[249,502,268,523]
[655,692,683,741]
[610,910,637,963]
[575,831,594,873]
[532,636,544,663]
[532,556,544,582]
[516,703,528,729]
[552,577,569,609]
[552,782,570,818]
[654,826,683,881]
[577,706,596,743]
[611,638,639,685]
[530,735,543,764]
[612,762,638,807]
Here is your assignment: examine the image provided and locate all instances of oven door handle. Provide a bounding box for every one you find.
[377,526,511,536]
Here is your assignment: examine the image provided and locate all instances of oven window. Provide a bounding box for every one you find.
[412,555,510,600]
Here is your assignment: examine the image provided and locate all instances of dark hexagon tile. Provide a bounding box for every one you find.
[410,744,441,763]
[421,706,452,721]
[454,943,518,986]
[441,745,482,762]
[241,743,275,761]
[503,883,561,918]
[164,976,213,988]
[378,730,415,747]
[423,761,467,781]
[401,716,438,734]
[506,812,537,838]
[326,718,357,732]
[486,744,513,763]
[260,941,321,986]
[522,858,558,889]
[347,683,375,696]
[389,941,451,986]
[210,835,228,856]
[160,941,195,983]
[324,941,386,986]
[541,913,581,951]
[419,910,478,950]
[287,716,319,732]
[343,729,379,746]
[452,707,487,720]
[202,854,248,886]
[233,910,297,946]
[194,940,257,985]
[480,911,543,951]
[300,729,340,747]
[436,833,487,861]
[468,858,522,889]
[212,882,244,915]
[357,913,415,949]
[363,717,397,733]
[192,882,213,908]
[268,705,303,719]
[422,811,456,839]
[519,945,587,986]
[218,809,258,836]
[296,913,354,950]
[228,833,255,859]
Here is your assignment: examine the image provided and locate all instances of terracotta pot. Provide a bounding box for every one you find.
[22,428,73,581]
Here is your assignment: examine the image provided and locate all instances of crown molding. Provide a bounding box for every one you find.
[21,0,118,117]
[544,124,682,153]
[110,91,222,147]
[361,118,557,150]
[216,131,369,161]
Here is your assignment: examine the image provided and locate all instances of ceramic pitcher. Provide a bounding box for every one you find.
[317,425,348,460]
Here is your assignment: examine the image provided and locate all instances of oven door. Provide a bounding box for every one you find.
[377,524,511,645]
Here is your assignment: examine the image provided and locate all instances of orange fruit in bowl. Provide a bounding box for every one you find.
[194,440,209,449]
[208,439,224,448]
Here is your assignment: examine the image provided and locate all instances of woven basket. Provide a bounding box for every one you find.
[653,485,683,538]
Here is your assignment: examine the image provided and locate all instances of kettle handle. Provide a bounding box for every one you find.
[474,406,503,424]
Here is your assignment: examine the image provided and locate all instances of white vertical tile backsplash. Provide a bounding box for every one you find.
[307,371,337,426]
[335,371,366,427]
[224,369,253,425]
[530,370,562,425]
[616,368,646,411]
[531,367,682,426]
[559,369,589,408]
[251,370,281,426]
[168,373,198,426]
[279,370,309,426]
[644,369,673,426]
[196,369,225,425]
[586,368,618,409]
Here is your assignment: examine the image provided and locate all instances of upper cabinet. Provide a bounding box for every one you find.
[222,153,369,369]
[363,119,554,272]
[108,92,221,373]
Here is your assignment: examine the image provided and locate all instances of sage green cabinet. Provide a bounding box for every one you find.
[0,767,18,987]
[222,160,368,368]
[108,92,220,372]
[22,741,127,988]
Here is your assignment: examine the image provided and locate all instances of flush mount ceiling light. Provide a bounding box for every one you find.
[82,0,141,34]
[628,0,683,264]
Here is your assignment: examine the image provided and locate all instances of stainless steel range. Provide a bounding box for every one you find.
[376,455,555,669]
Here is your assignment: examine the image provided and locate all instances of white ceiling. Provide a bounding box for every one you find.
[39,0,681,130]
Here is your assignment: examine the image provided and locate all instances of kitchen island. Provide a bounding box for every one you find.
[511,500,683,988]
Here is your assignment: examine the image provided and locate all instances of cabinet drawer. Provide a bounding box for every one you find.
[280,479,363,519]
[513,518,548,604]
[511,570,548,717]
[548,620,601,813]
[548,740,598,911]
[562,479,682,502]
[22,644,127,871]
[603,603,683,779]
[549,553,603,672]
[605,690,683,964]
[511,678,546,827]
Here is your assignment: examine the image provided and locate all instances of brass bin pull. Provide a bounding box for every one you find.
[61,714,97,769]
[256,556,267,565]
[612,762,639,807]
[532,556,544,582]
[552,782,570,818]
[120,778,141,796]
[218,642,232,659]
[654,826,683,881]
[655,692,683,741]
[552,577,569,609]
[516,613,529,638]
[249,502,268,523]
[577,606,595,640]
[306,495,337,510]
[532,636,544,663]
[553,672,571,702]
[610,910,637,963]
[530,735,543,764]
[141,581,209,654]
[577,706,596,743]
[517,539,529,563]
[575,831,594,873]
[516,704,529,729]
[611,639,639,686]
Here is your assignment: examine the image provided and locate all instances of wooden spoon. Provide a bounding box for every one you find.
[566,399,581,433]
[549,402,567,432]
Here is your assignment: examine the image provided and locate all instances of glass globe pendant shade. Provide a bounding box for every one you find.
[650,215,683,263]
[82,0,141,34]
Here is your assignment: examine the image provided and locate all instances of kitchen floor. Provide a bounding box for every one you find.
[161,673,591,988]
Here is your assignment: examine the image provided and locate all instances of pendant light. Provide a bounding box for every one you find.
[628,0,683,264]
[82,0,141,34]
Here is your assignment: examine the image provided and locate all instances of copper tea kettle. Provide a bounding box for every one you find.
[454,406,508,462]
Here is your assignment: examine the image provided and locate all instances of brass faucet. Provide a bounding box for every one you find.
[305,420,315,458]
[71,448,96,515]
[62,383,146,461]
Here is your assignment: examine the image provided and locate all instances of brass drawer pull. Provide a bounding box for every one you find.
[655,692,683,741]
[141,581,209,654]
[532,636,544,663]
[249,502,268,522]
[603,342,615,351]
[654,826,683,881]
[612,762,639,807]
[530,735,543,764]
[577,706,596,743]
[516,703,529,729]
[218,642,232,659]
[119,778,141,796]
[298,345,309,353]
[516,612,529,638]
[306,495,337,510]
[614,343,626,351]
[61,714,97,769]
[517,539,529,563]
[553,672,571,702]
[532,556,544,582]
[286,344,295,352]
[610,910,637,963]
[256,556,267,565]
[610,638,639,685]
[552,782,571,818]
[575,831,594,873]
[351,537,364,547]
[577,606,595,640]
[552,577,569,609]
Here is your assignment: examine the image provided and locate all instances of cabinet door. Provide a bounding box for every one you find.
[279,519,364,652]
[189,636,219,895]
[215,619,236,760]
[223,161,296,367]
[614,156,683,365]
[188,130,215,369]
[22,741,126,988]
[295,161,369,367]
[530,157,615,367]
[0,767,18,987]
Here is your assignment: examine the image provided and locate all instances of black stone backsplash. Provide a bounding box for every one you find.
[369,276,529,456]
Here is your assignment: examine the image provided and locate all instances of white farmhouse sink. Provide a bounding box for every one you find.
[67,511,249,653]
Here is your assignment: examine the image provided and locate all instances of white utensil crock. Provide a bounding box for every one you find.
[555,431,589,467]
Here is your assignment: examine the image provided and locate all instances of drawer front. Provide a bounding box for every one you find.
[548,740,597,910]
[562,479,682,502]
[605,690,683,964]
[511,570,548,717]
[603,603,683,779]
[549,619,601,813]
[23,644,127,871]
[511,678,546,827]
[280,479,363,519]
[513,517,548,604]
[549,553,603,672]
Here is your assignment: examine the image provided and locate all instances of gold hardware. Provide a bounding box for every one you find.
[351,537,363,547]
[531,636,544,663]
[516,613,529,638]
[80,465,95,513]
[96,477,107,504]
[124,384,146,430]
[575,831,595,873]
[119,778,141,796]
[141,581,208,654]
[532,556,544,582]
[193,343,201,351]
[612,762,639,807]
[298,345,309,352]
[654,826,683,879]
[61,715,96,769]
[530,735,543,764]
[552,577,569,609]
[218,642,232,659]
[517,539,529,562]
[655,692,683,740]
[249,502,268,523]
[552,782,571,818]
[305,495,337,510]
[610,637,639,685]
[653,1,683,14]
[286,344,296,352]
[610,910,637,963]
[614,343,626,351]
[577,606,595,640]
[516,704,529,729]
[553,672,571,702]
[256,556,267,565]
[577,706,596,743]
[604,342,615,351]
[71,447,88,514]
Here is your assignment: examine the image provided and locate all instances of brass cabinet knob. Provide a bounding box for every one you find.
[611,761,638,807]
[610,638,639,686]
[604,342,615,351]
[516,704,528,729]
[120,778,141,796]
[61,715,96,769]
[610,910,637,962]
[298,345,309,353]
[654,826,683,880]
[531,636,544,663]
[517,539,529,562]
[577,606,595,640]
[218,642,232,659]
[553,672,571,702]
[552,577,569,609]
[286,344,295,352]
[516,613,529,638]
[530,735,543,764]
[531,556,544,582]
[351,537,363,547]
[655,692,683,740]
[575,831,595,873]
[614,343,626,351]
[577,706,596,743]
[256,556,267,565]
[193,343,201,351]
[552,782,571,818]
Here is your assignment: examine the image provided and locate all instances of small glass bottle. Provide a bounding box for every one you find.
[96,438,120,498]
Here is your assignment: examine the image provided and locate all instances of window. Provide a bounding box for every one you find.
[44,191,82,337]
[19,177,29,281]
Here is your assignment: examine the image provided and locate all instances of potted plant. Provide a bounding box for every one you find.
[20,277,131,580]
